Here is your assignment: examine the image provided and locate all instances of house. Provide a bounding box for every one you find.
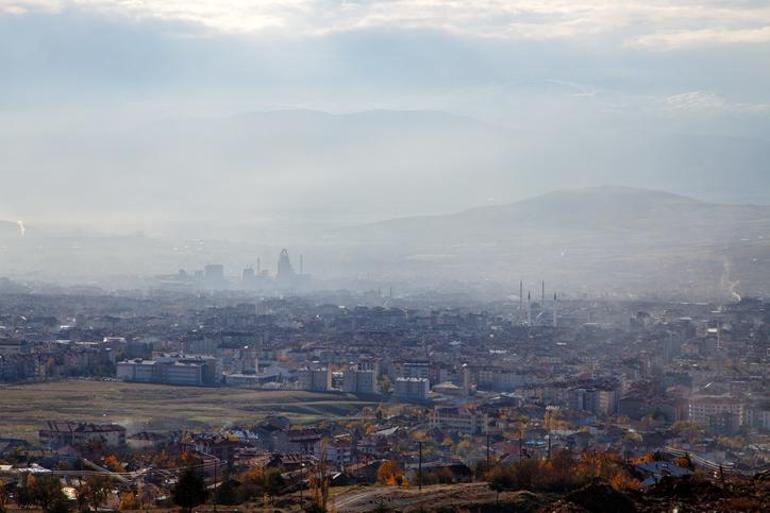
[39,421,126,449]
[429,407,488,434]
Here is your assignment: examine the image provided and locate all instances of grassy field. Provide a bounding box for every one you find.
[0,380,376,441]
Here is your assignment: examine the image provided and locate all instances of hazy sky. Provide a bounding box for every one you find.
[1,1,770,229]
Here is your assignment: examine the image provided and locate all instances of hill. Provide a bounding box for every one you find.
[331,187,770,299]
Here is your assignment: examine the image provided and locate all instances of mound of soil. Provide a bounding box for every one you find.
[562,481,636,513]
[647,475,727,502]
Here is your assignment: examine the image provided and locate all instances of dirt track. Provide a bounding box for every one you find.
[333,483,496,512]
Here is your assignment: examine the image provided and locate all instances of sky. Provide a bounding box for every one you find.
[1,0,770,229]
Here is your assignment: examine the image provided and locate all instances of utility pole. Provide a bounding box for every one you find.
[299,455,304,508]
[418,441,423,491]
[213,459,218,513]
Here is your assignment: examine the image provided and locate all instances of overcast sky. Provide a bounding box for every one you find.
[1,1,770,229]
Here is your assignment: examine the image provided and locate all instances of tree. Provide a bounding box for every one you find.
[486,465,514,507]
[23,474,69,513]
[377,460,404,486]
[0,483,7,513]
[172,467,209,513]
[16,474,34,508]
[75,475,110,512]
[103,455,125,473]
[215,473,240,506]
[262,468,285,496]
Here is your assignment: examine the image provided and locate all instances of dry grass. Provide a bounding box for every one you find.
[0,379,375,441]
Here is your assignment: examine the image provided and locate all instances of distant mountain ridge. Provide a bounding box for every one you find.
[331,187,770,299]
[348,186,770,243]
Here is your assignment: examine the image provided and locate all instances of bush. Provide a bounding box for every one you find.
[485,450,639,494]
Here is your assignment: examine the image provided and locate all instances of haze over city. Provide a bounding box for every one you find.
[1,1,770,298]
[4,3,770,513]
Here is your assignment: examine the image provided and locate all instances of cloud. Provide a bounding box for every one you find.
[664,91,770,115]
[3,0,770,49]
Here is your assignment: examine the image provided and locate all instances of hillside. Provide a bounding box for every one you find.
[332,474,770,512]
[331,187,770,298]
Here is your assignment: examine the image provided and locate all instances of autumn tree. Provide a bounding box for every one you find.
[75,475,110,512]
[377,460,404,486]
[673,453,695,471]
[103,455,125,473]
[28,474,69,513]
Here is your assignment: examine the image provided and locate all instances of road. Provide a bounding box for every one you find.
[332,483,493,512]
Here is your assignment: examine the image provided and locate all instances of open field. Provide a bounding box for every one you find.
[0,379,376,441]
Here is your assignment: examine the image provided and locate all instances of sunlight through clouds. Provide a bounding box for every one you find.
[3,0,770,48]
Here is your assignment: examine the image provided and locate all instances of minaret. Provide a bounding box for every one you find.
[716,322,721,351]
[553,293,558,327]
[527,291,532,325]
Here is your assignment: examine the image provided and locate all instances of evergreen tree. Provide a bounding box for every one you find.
[172,467,209,513]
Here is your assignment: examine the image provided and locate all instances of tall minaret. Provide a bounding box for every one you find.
[527,291,532,325]
[553,293,558,327]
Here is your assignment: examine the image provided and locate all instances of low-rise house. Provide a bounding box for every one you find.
[39,421,126,449]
